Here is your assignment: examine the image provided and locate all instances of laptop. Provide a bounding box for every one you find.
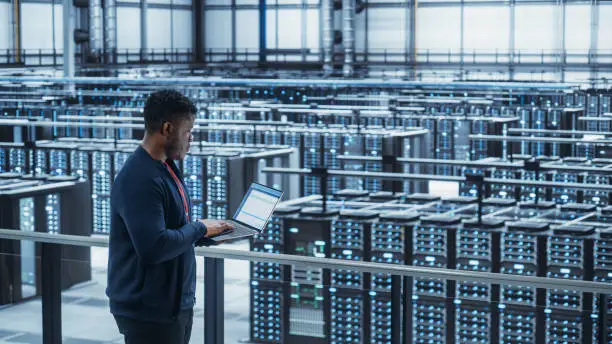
[209,182,283,242]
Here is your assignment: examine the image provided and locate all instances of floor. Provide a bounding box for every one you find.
[0,240,253,344]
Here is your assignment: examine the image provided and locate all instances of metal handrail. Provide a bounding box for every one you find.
[261,167,612,192]
[0,228,611,294]
[469,134,612,145]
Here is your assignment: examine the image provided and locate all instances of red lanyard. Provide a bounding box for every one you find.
[164,161,190,222]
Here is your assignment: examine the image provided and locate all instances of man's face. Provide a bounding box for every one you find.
[163,116,194,161]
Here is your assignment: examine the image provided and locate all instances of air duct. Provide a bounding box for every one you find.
[103,0,117,63]
[89,0,102,57]
[342,0,355,77]
[322,0,334,73]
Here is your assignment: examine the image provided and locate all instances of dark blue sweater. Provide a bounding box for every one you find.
[106,146,210,322]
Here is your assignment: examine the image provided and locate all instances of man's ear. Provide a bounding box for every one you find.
[161,121,172,136]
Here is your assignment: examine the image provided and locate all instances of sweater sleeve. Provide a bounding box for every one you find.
[117,177,207,265]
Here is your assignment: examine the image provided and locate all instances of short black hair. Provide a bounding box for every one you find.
[143,89,197,134]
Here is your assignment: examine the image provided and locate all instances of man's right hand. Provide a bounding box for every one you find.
[198,219,234,238]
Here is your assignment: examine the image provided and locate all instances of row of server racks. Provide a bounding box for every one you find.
[458,156,612,207]
[0,174,91,306]
[0,139,294,234]
[249,201,612,344]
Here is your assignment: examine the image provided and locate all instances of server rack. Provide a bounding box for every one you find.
[584,158,612,207]
[89,146,114,234]
[8,146,26,174]
[372,212,419,344]
[0,176,91,305]
[0,146,6,173]
[594,227,612,344]
[409,215,461,344]
[181,150,209,222]
[206,151,245,219]
[455,218,504,344]
[250,206,301,343]
[517,156,553,203]
[329,210,378,344]
[545,224,594,344]
[364,133,383,193]
[284,208,338,344]
[549,157,589,204]
[499,221,549,344]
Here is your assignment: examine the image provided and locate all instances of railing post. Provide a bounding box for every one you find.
[600,293,609,344]
[41,242,62,344]
[204,257,224,344]
[391,275,401,344]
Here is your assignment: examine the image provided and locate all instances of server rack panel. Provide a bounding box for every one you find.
[330,210,378,344]
[324,133,343,195]
[89,146,114,234]
[284,211,337,344]
[455,218,504,344]
[549,157,589,204]
[181,152,208,223]
[302,132,322,196]
[520,169,553,203]
[410,215,461,344]
[364,133,383,193]
[585,158,612,206]
[0,177,91,305]
[43,144,77,176]
[500,221,549,344]
[343,133,365,192]
[206,151,245,219]
[8,147,26,174]
[594,227,612,344]
[250,206,301,344]
[545,224,594,344]
[0,147,6,173]
[373,212,419,344]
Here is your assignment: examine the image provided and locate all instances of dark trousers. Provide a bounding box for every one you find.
[114,309,194,344]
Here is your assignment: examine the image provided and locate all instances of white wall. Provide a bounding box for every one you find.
[276,9,301,49]
[117,7,141,50]
[565,5,590,54]
[147,9,171,49]
[368,8,405,52]
[172,9,192,49]
[599,5,612,51]
[0,2,10,50]
[205,10,231,50]
[236,10,258,50]
[417,7,460,52]
[464,7,509,52]
[21,3,55,50]
[514,5,555,52]
[53,4,63,50]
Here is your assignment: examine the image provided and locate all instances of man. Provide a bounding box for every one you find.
[106,89,233,344]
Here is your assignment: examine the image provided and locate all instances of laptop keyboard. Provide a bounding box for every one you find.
[227,221,256,235]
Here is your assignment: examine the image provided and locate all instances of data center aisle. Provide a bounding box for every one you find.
[0,239,252,344]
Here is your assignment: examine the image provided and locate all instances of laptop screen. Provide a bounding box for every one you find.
[233,183,282,230]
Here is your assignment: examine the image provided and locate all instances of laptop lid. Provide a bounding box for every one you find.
[232,182,283,232]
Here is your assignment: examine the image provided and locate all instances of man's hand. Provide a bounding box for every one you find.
[198,219,234,238]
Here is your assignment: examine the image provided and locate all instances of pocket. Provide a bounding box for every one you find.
[140,264,173,308]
